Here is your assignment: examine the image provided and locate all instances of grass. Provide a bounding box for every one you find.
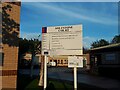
[17,75,34,90]
[25,78,73,90]
[17,75,92,90]
[17,74,73,90]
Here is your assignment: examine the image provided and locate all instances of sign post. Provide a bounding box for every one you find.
[68,56,83,90]
[43,52,48,90]
[74,66,77,90]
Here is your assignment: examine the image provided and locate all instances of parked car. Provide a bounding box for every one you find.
[47,62,56,67]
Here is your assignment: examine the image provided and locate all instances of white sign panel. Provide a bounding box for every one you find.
[42,24,83,55]
[68,56,83,68]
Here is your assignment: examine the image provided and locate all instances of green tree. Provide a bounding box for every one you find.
[28,39,41,78]
[18,38,41,77]
[83,47,88,54]
[111,35,120,44]
[19,38,29,55]
[91,39,109,48]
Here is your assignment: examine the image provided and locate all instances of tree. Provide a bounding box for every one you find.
[28,39,41,78]
[111,35,120,44]
[18,38,41,77]
[39,55,44,86]
[19,38,29,55]
[83,47,89,54]
[18,38,30,68]
[91,39,109,48]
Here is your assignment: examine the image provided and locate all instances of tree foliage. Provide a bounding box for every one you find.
[111,35,120,44]
[91,39,109,48]
[19,38,41,55]
[18,38,41,69]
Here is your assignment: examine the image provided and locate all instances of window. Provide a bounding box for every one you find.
[58,60,60,64]
[0,52,4,66]
[64,60,66,64]
[105,53,115,61]
[61,60,63,64]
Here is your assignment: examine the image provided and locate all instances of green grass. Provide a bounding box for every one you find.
[25,77,40,90]
[25,78,73,90]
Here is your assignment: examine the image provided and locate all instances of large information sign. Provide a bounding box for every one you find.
[42,24,82,55]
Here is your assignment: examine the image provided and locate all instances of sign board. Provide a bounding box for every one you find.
[42,24,83,55]
[68,56,83,68]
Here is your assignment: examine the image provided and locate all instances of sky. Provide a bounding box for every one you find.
[20,2,118,48]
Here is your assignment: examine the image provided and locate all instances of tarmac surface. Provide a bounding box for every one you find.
[19,67,120,90]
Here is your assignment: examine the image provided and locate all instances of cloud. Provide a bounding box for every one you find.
[25,2,118,25]
[20,32,41,40]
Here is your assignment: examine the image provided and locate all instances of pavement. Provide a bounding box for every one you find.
[19,67,120,90]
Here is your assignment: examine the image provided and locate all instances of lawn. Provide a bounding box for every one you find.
[17,74,73,90]
[17,75,34,90]
[25,78,73,90]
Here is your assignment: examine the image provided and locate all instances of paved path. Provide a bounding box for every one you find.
[19,68,120,89]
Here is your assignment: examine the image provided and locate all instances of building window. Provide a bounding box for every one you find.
[64,60,68,64]
[54,60,57,62]
[105,53,115,61]
[58,60,60,64]
[61,60,63,64]
[0,52,4,66]
[64,60,67,64]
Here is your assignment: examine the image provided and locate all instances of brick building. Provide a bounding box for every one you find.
[21,54,89,67]
[0,2,21,89]
[47,54,90,67]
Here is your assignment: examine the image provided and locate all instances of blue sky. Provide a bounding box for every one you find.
[20,2,118,48]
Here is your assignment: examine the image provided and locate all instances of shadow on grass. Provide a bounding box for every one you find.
[23,77,73,90]
[46,82,55,90]
[17,74,35,90]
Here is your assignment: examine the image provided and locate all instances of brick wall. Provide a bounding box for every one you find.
[1,2,21,89]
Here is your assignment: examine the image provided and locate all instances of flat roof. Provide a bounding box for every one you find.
[90,43,120,51]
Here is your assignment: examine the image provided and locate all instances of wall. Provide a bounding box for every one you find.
[1,2,21,89]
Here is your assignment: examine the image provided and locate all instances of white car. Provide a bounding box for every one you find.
[47,62,56,67]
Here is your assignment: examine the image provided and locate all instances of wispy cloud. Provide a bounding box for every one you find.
[24,2,118,25]
[20,32,41,40]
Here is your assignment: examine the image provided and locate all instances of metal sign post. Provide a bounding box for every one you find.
[74,66,77,90]
[44,52,48,90]
[68,56,83,90]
